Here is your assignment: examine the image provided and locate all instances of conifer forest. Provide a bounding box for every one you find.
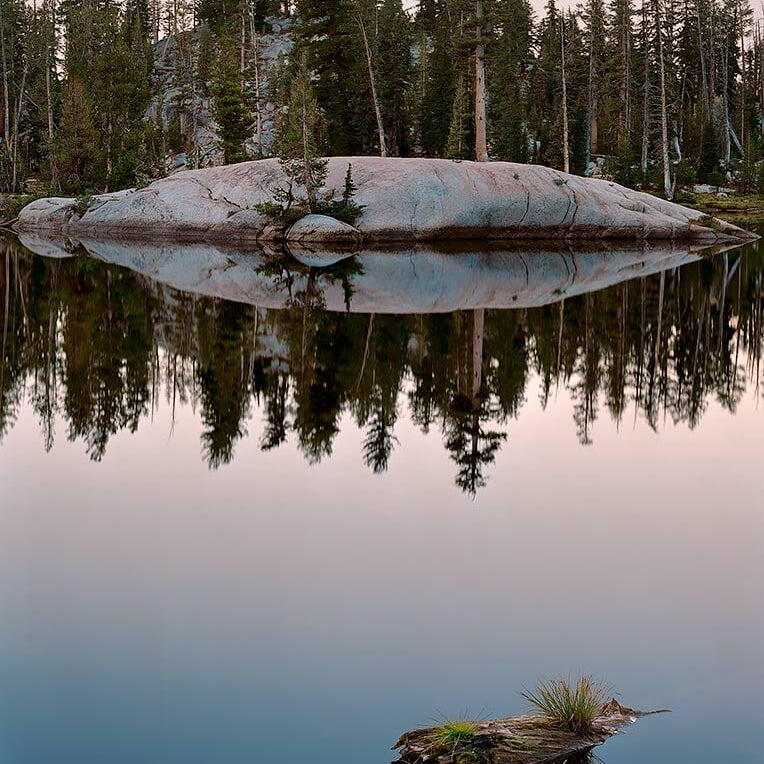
[2,0,764,200]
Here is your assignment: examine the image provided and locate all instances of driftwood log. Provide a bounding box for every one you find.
[392,700,668,764]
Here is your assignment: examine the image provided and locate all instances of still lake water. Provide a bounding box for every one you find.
[0,232,763,764]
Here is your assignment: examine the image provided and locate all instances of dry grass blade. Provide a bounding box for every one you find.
[520,675,610,735]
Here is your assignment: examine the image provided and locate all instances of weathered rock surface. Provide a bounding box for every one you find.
[149,17,293,168]
[15,157,756,244]
[15,234,739,314]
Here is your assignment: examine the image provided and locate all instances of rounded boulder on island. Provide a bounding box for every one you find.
[285,214,362,246]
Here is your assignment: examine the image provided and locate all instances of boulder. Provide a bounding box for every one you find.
[285,214,362,246]
[15,157,757,244]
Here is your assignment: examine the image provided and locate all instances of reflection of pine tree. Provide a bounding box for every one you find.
[197,300,257,468]
[361,387,398,474]
[442,310,506,496]
[3,239,764,494]
[444,391,506,496]
[260,372,290,451]
[568,296,601,445]
[409,353,436,432]
[352,314,407,475]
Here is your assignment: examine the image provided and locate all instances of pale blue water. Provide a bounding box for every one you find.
[0,236,762,763]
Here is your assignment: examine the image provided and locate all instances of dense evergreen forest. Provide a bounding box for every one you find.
[1,237,762,493]
[2,0,764,201]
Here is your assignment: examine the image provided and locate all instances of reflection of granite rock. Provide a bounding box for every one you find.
[18,235,744,314]
[287,246,357,269]
[15,157,756,244]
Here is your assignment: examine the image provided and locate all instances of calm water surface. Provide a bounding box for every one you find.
[0,234,762,764]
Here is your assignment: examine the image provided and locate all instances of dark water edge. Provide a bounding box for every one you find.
[0,231,762,764]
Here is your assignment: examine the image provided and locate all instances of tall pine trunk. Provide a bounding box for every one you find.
[654,0,672,199]
[641,0,649,174]
[475,0,488,161]
[357,12,387,157]
[561,16,570,173]
[249,11,263,157]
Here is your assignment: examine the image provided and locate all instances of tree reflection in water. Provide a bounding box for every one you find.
[1,236,763,495]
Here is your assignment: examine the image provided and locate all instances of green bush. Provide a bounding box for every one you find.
[0,194,40,220]
[72,194,94,217]
[256,162,364,226]
[673,159,697,191]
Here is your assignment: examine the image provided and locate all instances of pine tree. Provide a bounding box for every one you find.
[56,75,101,191]
[211,32,252,164]
[377,0,413,156]
[488,0,533,162]
[294,0,377,155]
[274,53,327,210]
[698,118,722,183]
[418,5,456,157]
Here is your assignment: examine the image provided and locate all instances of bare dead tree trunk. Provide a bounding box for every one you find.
[11,61,27,193]
[722,39,732,162]
[696,1,711,118]
[654,0,672,199]
[45,0,58,191]
[240,5,246,88]
[586,9,597,163]
[356,11,387,157]
[0,0,10,156]
[249,10,263,156]
[302,98,316,208]
[561,15,570,173]
[475,0,488,161]
[641,0,650,174]
[740,1,746,149]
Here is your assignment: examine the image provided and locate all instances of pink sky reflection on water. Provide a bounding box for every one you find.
[0,372,762,764]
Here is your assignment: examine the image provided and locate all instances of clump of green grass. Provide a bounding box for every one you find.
[427,715,481,753]
[520,675,609,735]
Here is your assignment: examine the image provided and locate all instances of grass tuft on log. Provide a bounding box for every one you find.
[520,675,610,735]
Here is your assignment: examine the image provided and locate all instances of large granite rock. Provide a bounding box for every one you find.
[15,157,755,243]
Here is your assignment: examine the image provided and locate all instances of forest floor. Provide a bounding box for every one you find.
[677,191,764,227]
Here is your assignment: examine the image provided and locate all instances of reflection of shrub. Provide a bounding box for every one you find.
[521,675,609,735]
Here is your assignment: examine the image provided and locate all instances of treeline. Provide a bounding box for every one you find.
[1,239,762,494]
[1,0,763,197]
